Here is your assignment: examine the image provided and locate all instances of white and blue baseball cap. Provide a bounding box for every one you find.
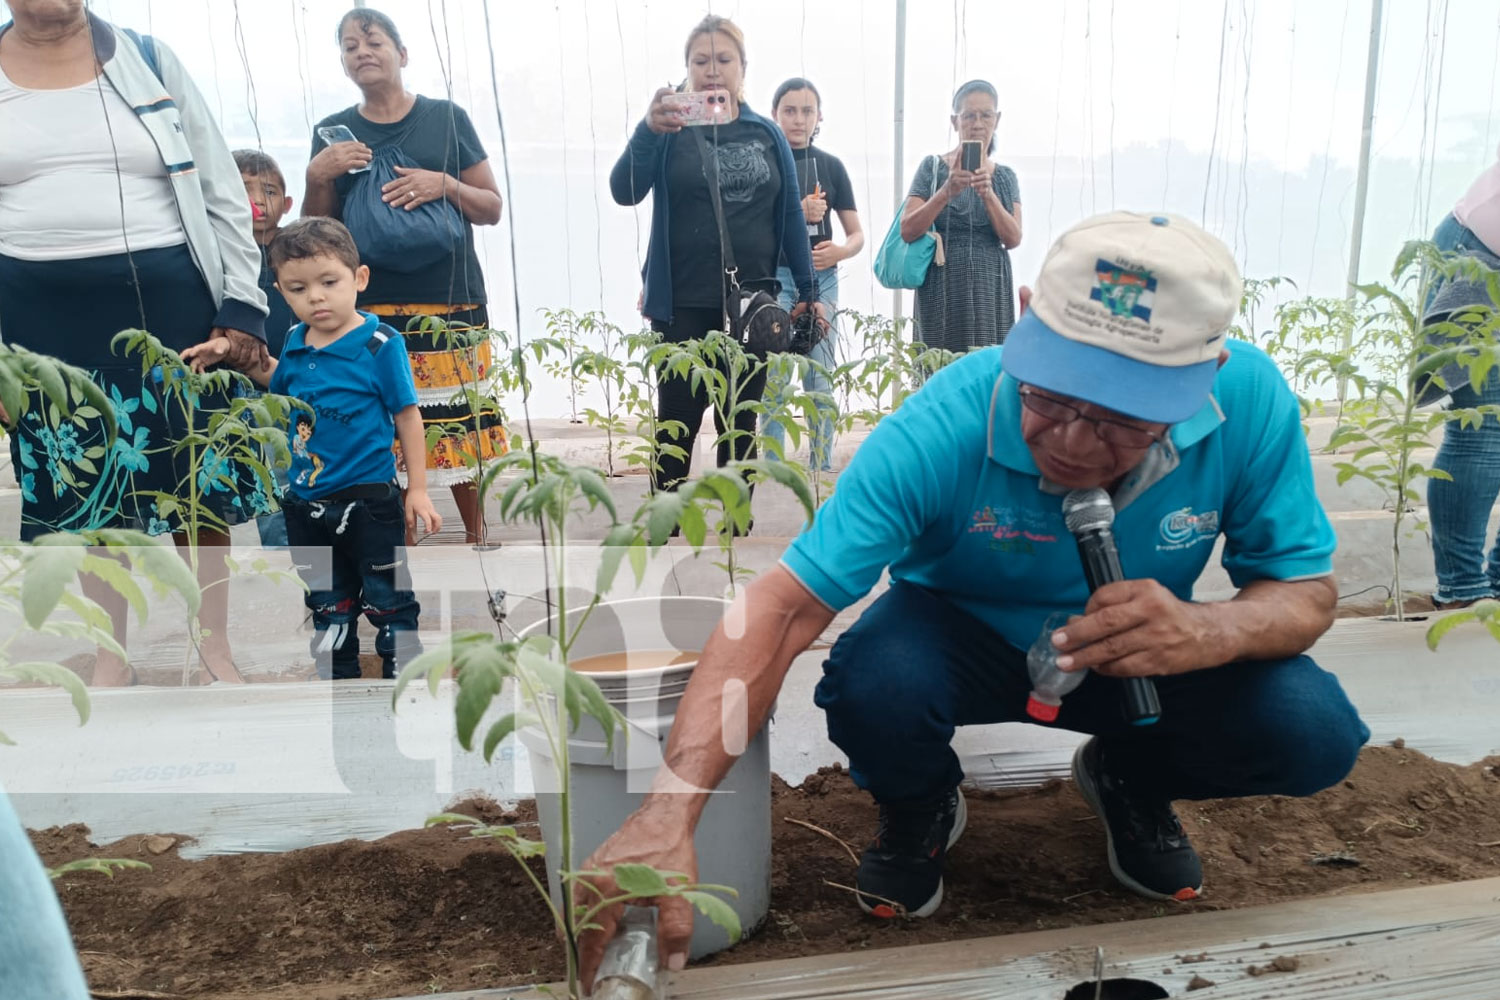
[1001,211,1244,424]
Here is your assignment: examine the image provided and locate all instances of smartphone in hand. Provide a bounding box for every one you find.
[317,124,371,174]
[664,91,730,127]
[961,140,982,172]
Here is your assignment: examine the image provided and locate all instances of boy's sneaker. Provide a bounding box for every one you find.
[856,788,967,919]
[1071,737,1202,902]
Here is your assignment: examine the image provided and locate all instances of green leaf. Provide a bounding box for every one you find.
[0,361,25,431]
[47,857,151,881]
[680,889,742,944]
[77,556,149,626]
[597,523,642,595]
[124,542,201,616]
[0,662,91,726]
[31,356,71,419]
[37,620,126,660]
[571,466,619,523]
[677,500,709,548]
[481,711,539,763]
[424,812,481,829]
[567,668,621,753]
[644,492,684,546]
[21,541,86,629]
[453,647,507,750]
[611,863,670,897]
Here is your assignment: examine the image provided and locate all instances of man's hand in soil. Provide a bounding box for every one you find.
[575,809,698,992]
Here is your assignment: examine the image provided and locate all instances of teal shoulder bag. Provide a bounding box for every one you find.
[874,155,946,290]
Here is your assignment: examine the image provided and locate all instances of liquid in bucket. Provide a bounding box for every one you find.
[569,650,700,673]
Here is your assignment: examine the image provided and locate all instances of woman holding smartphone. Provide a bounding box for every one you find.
[303,6,505,547]
[763,77,863,472]
[610,15,820,495]
[900,79,1022,352]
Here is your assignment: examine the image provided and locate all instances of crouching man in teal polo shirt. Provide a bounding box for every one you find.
[576,211,1369,987]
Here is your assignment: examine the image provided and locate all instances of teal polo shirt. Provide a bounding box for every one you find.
[268,312,418,501]
[780,338,1335,650]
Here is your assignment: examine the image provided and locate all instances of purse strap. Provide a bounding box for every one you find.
[691,125,824,332]
[689,127,743,331]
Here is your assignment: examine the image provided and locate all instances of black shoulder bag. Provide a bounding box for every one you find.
[689,127,795,356]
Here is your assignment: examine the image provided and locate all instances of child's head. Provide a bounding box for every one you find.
[295,410,314,440]
[233,149,292,243]
[269,218,369,334]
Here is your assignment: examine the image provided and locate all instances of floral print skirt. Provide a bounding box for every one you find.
[1,246,272,541]
[366,303,508,489]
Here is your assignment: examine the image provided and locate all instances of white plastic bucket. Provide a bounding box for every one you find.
[518,596,771,960]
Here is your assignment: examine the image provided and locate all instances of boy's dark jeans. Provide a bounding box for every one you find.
[284,483,421,680]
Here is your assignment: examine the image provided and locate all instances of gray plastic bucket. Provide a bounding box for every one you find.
[518,596,771,960]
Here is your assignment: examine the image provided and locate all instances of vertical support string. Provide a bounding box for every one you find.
[1161,0,1183,207]
[1275,5,1296,278]
[1046,0,1068,246]
[1306,0,1353,292]
[1202,0,1231,225]
[230,0,263,150]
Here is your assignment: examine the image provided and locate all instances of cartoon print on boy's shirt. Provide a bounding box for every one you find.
[291,411,325,488]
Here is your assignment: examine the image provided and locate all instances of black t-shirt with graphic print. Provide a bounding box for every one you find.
[792,145,856,251]
[666,118,782,309]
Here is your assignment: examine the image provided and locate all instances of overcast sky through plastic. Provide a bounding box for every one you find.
[12,0,1498,414]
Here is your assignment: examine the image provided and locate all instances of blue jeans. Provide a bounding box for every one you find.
[0,790,90,999]
[283,484,422,679]
[813,581,1369,804]
[1429,371,1500,603]
[763,265,839,471]
[1426,213,1492,310]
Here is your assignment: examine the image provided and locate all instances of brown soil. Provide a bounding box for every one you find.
[36,745,1500,1000]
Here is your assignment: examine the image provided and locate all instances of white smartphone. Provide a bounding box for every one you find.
[317,124,371,174]
[664,90,730,127]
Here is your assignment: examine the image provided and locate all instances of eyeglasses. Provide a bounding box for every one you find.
[958,110,1000,124]
[1018,386,1164,449]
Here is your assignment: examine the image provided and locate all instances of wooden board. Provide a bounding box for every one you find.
[399,876,1500,999]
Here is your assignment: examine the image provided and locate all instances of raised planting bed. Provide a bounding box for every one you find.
[35,745,1500,1000]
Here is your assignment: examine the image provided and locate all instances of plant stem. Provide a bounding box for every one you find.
[550,503,581,999]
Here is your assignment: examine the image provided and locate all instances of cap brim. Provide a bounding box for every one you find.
[1000,311,1219,424]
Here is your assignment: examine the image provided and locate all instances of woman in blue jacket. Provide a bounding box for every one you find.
[610,14,821,495]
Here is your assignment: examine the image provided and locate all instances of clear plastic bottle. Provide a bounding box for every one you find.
[1025,611,1087,722]
[592,906,661,1000]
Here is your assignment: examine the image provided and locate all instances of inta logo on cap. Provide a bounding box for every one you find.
[1028,211,1242,370]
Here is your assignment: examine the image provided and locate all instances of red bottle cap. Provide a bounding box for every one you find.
[1026,694,1060,722]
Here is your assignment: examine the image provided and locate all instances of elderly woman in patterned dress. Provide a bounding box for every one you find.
[900,79,1022,353]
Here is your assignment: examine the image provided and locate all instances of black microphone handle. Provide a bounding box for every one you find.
[1074,529,1162,726]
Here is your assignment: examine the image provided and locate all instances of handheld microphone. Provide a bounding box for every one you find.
[1061,488,1161,726]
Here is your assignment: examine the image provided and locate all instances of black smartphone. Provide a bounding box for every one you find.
[961,140,982,172]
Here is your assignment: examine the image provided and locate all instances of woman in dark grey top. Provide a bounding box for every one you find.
[900,80,1022,353]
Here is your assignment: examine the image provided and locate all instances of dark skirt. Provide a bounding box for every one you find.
[0,245,273,541]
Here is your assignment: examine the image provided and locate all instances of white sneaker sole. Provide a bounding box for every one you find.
[857,791,968,919]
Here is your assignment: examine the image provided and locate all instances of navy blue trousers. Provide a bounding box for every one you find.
[813,581,1370,804]
[283,485,421,679]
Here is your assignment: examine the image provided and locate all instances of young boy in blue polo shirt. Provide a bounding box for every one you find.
[185,217,441,679]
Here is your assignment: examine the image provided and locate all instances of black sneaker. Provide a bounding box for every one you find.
[856,788,967,918]
[1072,737,1202,902]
